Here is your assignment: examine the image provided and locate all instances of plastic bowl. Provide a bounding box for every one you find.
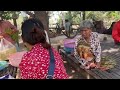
[64,39,75,48]
[0,61,8,71]
[8,51,27,67]
[64,47,74,54]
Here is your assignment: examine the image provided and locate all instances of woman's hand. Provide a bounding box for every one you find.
[95,62,100,68]
[84,62,96,69]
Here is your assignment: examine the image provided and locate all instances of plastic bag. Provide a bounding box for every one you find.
[64,38,75,48]
[0,38,17,61]
[64,38,75,54]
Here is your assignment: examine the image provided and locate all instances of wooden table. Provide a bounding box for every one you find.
[58,40,120,79]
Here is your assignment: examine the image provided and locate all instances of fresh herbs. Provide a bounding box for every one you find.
[5,28,19,42]
[101,56,116,69]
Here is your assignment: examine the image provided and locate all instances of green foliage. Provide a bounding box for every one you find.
[57,11,120,28]
[101,56,116,69]
[0,11,20,20]
[64,11,81,24]
[0,11,12,20]
[58,18,63,24]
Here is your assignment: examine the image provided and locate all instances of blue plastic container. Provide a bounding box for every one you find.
[64,47,74,54]
[63,38,75,54]
[0,61,8,71]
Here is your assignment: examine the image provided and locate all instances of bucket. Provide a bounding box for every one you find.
[64,38,76,54]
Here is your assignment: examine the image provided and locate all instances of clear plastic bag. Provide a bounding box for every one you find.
[0,38,17,61]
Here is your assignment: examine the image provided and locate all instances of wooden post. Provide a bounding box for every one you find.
[13,19,17,27]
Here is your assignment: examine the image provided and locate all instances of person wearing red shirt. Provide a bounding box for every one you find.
[112,21,120,45]
[19,18,68,79]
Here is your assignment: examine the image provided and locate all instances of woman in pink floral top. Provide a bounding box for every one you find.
[19,18,68,79]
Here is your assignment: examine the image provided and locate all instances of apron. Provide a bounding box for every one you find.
[76,38,95,65]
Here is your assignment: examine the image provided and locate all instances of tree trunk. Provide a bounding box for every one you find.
[25,11,53,38]
[82,11,86,20]
[0,11,4,20]
[34,11,49,31]
[33,11,52,38]
[68,11,72,24]
[13,18,17,27]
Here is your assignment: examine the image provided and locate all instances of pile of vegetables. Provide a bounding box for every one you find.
[5,28,19,42]
[0,47,17,60]
[101,56,116,70]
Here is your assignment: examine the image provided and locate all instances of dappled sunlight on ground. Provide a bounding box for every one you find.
[102,48,119,53]
[63,60,86,79]
[63,59,94,79]
[63,61,67,64]
[72,70,75,73]
[86,74,91,79]
[69,75,74,79]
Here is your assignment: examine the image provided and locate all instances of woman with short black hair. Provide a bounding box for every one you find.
[19,18,68,79]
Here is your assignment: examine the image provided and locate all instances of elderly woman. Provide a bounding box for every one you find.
[74,20,101,69]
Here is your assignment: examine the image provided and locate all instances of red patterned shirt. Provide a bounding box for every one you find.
[19,43,68,79]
